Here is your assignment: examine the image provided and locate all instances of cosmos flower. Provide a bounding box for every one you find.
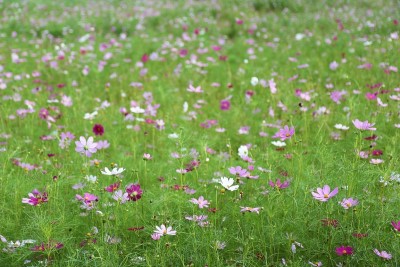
[92,124,104,136]
[189,196,210,209]
[220,99,231,110]
[75,136,98,157]
[125,183,143,201]
[352,119,376,131]
[269,179,290,189]
[219,177,239,191]
[335,246,354,256]
[391,221,400,231]
[272,125,295,141]
[101,167,125,176]
[311,185,338,202]
[154,224,176,236]
[22,189,48,206]
[373,249,392,259]
[340,198,359,209]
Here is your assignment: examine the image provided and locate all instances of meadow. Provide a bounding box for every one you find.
[0,0,399,266]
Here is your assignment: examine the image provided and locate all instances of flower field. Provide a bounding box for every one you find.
[0,0,399,266]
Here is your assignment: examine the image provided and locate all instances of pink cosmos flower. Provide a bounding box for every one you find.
[335,246,354,256]
[154,224,176,236]
[373,249,392,260]
[272,125,295,141]
[352,119,376,131]
[151,233,161,240]
[112,190,129,204]
[311,185,338,202]
[75,193,98,210]
[75,136,98,157]
[269,179,290,189]
[340,198,358,209]
[229,166,250,177]
[22,189,48,206]
[189,196,210,209]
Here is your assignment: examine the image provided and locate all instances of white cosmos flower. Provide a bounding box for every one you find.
[238,145,248,158]
[334,124,349,130]
[219,177,239,191]
[250,77,259,86]
[130,106,145,114]
[271,141,286,147]
[101,167,125,176]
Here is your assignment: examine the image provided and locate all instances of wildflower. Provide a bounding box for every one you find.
[334,124,349,130]
[272,125,295,141]
[250,77,259,86]
[112,190,129,204]
[335,246,354,256]
[0,235,36,253]
[340,198,359,209]
[370,159,384,164]
[75,136,98,157]
[229,166,250,177]
[238,145,249,158]
[59,132,75,149]
[126,183,142,201]
[189,196,210,209]
[271,140,286,147]
[352,119,376,131]
[92,124,104,136]
[76,193,98,210]
[85,175,97,183]
[220,100,231,110]
[101,167,125,176]
[187,84,203,93]
[22,189,48,206]
[219,177,239,191]
[240,207,261,214]
[154,224,176,236]
[143,153,152,160]
[312,185,338,202]
[269,179,290,189]
[151,233,161,240]
[105,182,120,192]
[373,249,392,260]
[391,221,400,231]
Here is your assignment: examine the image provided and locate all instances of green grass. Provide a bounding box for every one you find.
[0,0,399,266]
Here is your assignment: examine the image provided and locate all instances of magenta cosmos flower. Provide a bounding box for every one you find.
[220,100,231,110]
[92,124,104,136]
[272,125,295,141]
[75,136,98,157]
[22,189,48,206]
[352,119,376,131]
[391,221,400,231]
[269,179,290,189]
[311,185,338,202]
[126,183,142,201]
[335,246,354,256]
